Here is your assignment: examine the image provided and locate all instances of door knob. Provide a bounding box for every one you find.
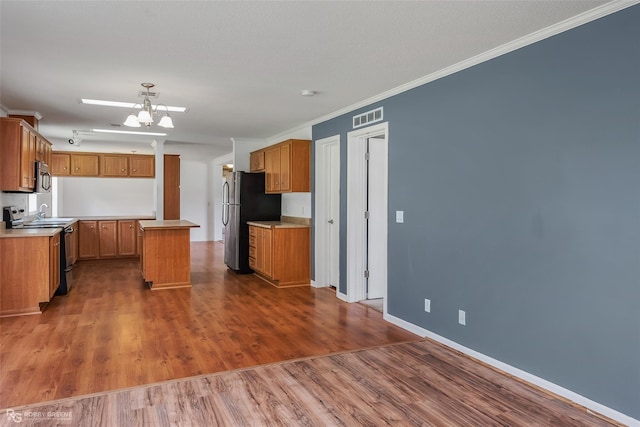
[328,219,334,224]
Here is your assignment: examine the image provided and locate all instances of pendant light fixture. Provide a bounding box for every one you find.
[123,83,175,129]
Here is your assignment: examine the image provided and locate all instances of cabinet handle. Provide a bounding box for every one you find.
[63,167,67,170]
[129,224,133,229]
[133,169,137,172]
[90,225,94,229]
[121,168,126,172]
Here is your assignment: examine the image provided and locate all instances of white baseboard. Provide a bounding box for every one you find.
[336,291,348,302]
[383,313,639,427]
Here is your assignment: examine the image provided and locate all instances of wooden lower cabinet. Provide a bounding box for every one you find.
[78,221,98,259]
[98,221,118,258]
[79,219,141,260]
[248,224,310,287]
[118,220,137,256]
[0,233,60,317]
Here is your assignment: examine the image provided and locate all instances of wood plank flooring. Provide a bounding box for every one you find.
[0,242,621,425]
[0,339,619,426]
[0,242,417,409]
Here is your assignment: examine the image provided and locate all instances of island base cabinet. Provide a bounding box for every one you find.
[0,236,56,317]
[140,228,192,290]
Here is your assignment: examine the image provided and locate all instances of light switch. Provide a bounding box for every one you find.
[396,211,404,223]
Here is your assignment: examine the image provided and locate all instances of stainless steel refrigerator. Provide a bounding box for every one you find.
[222,172,281,273]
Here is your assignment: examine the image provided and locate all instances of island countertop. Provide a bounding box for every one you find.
[247,221,310,229]
[138,220,200,230]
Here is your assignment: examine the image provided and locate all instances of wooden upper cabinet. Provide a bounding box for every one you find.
[35,135,51,164]
[249,149,265,172]
[264,139,310,194]
[21,128,36,189]
[51,153,71,176]
[71,153,99,176]
[0,118,36,192]
[101,155,129,177]
[129,155,155,177]
[265,146,281,192]
[51,151,155,178]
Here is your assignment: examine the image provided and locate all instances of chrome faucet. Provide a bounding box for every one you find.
[38,203,49,219]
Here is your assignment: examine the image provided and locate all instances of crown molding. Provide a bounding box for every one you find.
[6,109,43,120]
[271,0,639,139]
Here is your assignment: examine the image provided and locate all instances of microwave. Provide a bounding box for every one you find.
[34,161,52,193]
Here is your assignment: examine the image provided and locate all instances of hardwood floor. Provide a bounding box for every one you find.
[0,242,621,425]
[0,242,417,409]
[0,340,619,426]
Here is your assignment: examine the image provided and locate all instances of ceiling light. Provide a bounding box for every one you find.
[81,98,187,112]
[123,82,178,129]
[301,90,316,97]
[92,129,167,137]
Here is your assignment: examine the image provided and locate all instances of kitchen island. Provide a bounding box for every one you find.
[138,220,199,290]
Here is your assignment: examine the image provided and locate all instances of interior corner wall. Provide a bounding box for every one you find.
[312,5,640,420]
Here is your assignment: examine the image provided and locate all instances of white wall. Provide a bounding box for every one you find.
[58,177,154,216]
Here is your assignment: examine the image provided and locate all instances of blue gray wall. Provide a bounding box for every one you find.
[312,6,640,420]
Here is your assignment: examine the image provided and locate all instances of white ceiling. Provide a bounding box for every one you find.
[0,1,612,154]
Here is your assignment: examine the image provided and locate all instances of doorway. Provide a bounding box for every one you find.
[314,135,340,289]
[346,122,388,309]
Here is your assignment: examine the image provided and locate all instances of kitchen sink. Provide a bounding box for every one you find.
[23,217,75,228]
[31,217,74,223]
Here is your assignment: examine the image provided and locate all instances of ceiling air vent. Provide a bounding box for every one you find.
[353,107,383,129]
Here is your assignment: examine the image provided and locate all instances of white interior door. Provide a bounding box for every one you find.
[315,135,340,288]
[346,122,388,304]
[328,141,340,288]
[366,135,387,299]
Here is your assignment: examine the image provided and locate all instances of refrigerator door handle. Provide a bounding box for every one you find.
[222,181,229,226]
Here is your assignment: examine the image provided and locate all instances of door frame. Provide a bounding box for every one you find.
[313,135,340,288]
[346,122,388,304]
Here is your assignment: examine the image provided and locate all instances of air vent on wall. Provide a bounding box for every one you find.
[353,107,383,129]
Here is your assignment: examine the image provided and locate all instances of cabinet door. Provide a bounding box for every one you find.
[118,220,137,256]
[101,155,128,177]
[265,147,280,193]
[164,154,180,220]
[129,156,155,177]
[20,127,36,189]
[71,154,99,176]
[99,221,118,258]
[262,228,273,277]
[35,136,46,162]
[51,153,71,176]
[49,234,61,298]
[78,221,98,259]
[279,142,291,192]
[250,150,265,172]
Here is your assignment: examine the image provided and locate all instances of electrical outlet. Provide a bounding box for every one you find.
[458,310,466,326]
[396,211,404,223]
[424,299,431,313]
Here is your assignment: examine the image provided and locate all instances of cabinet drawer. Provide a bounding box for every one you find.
[248,257,256,269]
[249,226,257,238]
[249,234,256,247]
[249,246,256,258]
